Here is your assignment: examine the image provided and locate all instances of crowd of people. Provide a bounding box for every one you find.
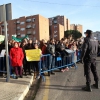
[0,37,83,79]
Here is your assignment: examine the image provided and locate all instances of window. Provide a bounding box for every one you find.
[33,30,36,34]
[33,24,36,28]
[54,26,57,28]
[33,18,35,22]
[21,34,25,37]
[17,21,20,24]
[26,25,31,28]
[33,37,36,41]
[27,31,32,35]
[54,35,57,37]
[17,33,20,35]
[54,30,57,33]
[20,22,25,25]
[21,28,25,31]
[17,27,20,30]
[53,20,57,24]
[26,19,31,22]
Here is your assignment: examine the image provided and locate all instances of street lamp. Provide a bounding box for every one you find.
[3,4,10,82]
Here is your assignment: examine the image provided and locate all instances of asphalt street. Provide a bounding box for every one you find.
[35,58,100,100]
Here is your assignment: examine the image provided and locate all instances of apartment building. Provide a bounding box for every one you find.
[70,24,83,34]
[70,24,76,30]
[76,24,83,34]
[66,19,70,30]
[49,15,70,31]
[50,24,64,40]
[0,14,49,41]
[93,31,100,41]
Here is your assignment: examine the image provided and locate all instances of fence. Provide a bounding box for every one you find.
[0,56,12,80]
[0,50,81,81]
[39,50,81,81]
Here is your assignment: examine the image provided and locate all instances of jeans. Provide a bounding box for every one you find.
[48,55,55,71]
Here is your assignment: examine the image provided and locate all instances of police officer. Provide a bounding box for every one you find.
[81,30,99,92]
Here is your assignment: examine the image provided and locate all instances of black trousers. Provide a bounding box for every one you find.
[84,58,99,85]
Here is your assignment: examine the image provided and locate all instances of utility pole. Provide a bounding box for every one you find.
[3,4,10,82]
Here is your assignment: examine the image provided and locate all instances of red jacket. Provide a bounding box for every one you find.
[10,47,24,67]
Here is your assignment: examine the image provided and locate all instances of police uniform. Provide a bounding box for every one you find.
[81,30,99,92]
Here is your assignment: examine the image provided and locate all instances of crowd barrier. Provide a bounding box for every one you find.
[0,56,12,80]
[0,50,81,81]
[39,50,81,81]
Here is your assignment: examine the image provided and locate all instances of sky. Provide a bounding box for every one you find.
[1,0,100,34]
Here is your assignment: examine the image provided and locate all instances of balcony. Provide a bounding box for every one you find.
[20,22,25,25]
[27,31,32,35]
[21,34,25,37]
[17,21,20,24]
[26,25,31,29]
[26,19,31,22]
[17,27,20,30]
[17,33,20,35]
[20,28,25,31]
[53,20,57,24]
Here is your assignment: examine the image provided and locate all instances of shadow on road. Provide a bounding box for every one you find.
[41,84,85,92]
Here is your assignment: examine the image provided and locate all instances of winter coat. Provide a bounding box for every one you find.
[10,47,24,67]
[81,35,98,61]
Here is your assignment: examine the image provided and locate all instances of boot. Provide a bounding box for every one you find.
[15,76,18,79]
[82,85,92,92]
[34,72,37,79]
[36,72,40,79]
[93,81,99,89]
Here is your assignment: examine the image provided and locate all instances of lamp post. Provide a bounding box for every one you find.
[0,26,2,35]
[3,4,10,82]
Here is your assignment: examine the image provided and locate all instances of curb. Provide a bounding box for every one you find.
[24,77,42,100]
[13,76,34,100]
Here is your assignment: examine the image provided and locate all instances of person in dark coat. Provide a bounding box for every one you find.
[80,30,99,92]
[10,42,24,79]
[25,39,34,75]
[47,38,55,75]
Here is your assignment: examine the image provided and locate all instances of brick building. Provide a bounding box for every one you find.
[49,15,70,31]
[0,14,49,41]
[50,24,64,40]
[70,24,83,34]
[49,15,70,40]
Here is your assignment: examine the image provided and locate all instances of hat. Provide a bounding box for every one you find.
[84,30,92,34]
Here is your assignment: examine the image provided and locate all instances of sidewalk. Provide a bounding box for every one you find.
[0,75,34,100]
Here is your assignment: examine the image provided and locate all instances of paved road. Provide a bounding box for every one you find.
[35,58,100,100]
